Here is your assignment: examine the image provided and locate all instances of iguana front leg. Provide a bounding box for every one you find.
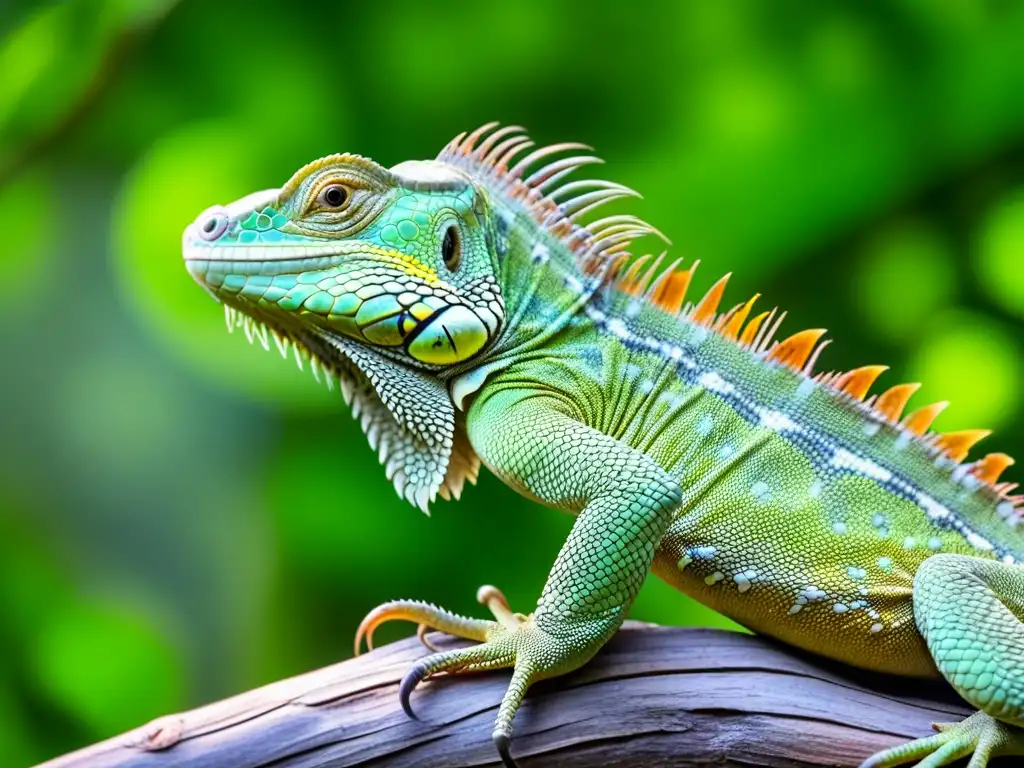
[358,387,682,767]
[862,554,1024,768]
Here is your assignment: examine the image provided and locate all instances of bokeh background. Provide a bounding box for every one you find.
[2,0,1023,763]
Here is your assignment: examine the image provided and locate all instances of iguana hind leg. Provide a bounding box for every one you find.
[861,553,1024,768]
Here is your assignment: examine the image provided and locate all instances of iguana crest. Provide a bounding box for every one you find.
[434,123,1020,519]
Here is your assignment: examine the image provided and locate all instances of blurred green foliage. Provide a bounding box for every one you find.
[1,1,1023,764]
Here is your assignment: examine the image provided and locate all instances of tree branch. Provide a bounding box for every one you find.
[38,623,967,768]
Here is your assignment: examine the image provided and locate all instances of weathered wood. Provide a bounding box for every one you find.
[39,623,969,768]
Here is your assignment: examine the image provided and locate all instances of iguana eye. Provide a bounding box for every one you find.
[442,225,461,272]
[318,184,349,209]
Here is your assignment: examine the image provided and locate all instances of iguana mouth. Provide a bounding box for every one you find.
[183,241,351,263]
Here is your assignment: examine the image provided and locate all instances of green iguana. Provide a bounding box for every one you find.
[181,124,1024,767]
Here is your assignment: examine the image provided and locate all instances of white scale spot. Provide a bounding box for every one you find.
[877,557,893,570]
[862,421,881,437]
[734,569,758,593]
[927,536,943,551]
[966,531,994,551]
[871,622,884,633]
[625,300,642,319]
[903,537,916,549]
[607,318,630,339]
[624,363,642,379]
[795,378,815,399]
[832,521,848,535]
[705,571,725,585]
[831,448,892,482]
[918,494,951,522]
[759,409,798,432]
[696,414,714,437]
[894,431,913,451]
[750,481,772,504]
[699,371,735,395]
[834,603,849,613]
[638,379,655,394]
[847,566,867,581]
[693,545,717,558]
[808,480,823,499]
[872,513,886,528]
[790,585,828,615]
[719,445,736,460]
[677,555,693,570]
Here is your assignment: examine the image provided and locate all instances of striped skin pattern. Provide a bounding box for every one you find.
[182,125,1024,767]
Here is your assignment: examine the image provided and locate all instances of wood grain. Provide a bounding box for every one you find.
[38,623,970,768]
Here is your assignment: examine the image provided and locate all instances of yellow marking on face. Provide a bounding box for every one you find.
[363,245,442,285]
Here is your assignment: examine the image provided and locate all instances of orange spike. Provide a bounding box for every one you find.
[713,303,741,332]
[738,311,770,347]
[972,452,1015,485]
[934,429,991,463]
[691,273,731,325]
[636,253,665,293]
[618,256,651,296]
[902,401,949,435]
[840,365,888,401]
[722,294,760,340]
[651,261,698,314]
[767,328,828,370]
[875,382,921,423]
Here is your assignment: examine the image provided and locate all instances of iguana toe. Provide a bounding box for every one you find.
[360,585,594,767]
[860,711,1024,768]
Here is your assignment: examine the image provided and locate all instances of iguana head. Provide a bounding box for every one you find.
[180,125,662,511]
[183,154,504,371]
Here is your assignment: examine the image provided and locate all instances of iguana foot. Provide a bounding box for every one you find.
[860,711,1024,768]
[356,585,582,768]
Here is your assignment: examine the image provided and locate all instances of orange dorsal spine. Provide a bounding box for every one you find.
[738,311,770,347]
[902,401,949,435]
[876,383,921,423]
[650,261,698,314]
[617,256,651,296]
[722,294,760,340]
[934,429,991,463]
[691,273,731,325]
[974,453,1015,485]
[839,365,889,401]
[767,329,828,370]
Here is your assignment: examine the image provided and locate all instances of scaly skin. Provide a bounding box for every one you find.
[181,125,1024,767]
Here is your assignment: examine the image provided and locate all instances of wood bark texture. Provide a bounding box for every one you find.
[39,623,971,768]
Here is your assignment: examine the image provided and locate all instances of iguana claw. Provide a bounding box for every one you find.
[358,585,554,768]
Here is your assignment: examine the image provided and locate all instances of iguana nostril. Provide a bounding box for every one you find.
[198,211,228,241]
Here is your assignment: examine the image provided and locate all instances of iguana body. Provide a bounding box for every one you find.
[182,124,1024,767]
